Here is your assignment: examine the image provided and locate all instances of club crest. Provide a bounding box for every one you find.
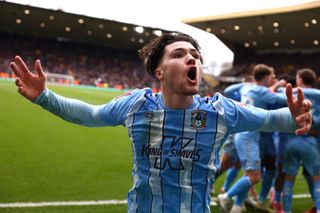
[190,110,206,130]
[145,111,155,121]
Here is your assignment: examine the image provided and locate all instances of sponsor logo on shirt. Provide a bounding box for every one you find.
[141,136,202,170]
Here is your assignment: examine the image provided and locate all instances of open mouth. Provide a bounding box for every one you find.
[187,67,197,81]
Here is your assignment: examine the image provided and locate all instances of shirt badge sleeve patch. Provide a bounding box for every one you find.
[191,110,206,130]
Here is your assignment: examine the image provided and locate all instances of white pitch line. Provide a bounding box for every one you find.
[0,194,311,208]
[293,194,311,198]
[0,200,127,208]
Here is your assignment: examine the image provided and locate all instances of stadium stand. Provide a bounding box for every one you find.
[0,32,159,90]
[2,1,318,95]
[221,51,320,77]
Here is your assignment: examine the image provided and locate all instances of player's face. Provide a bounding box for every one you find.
[270,73,277,85]
[296,74,303,87]
[157,41,203,96]
[264,73,276,87]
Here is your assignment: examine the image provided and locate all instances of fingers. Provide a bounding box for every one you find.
[296,112,311,124]
[14,56,32,77]
[295,125,310,136]
[15,78,25,96]
[15,78,23,87]
[35,59,45,77]
[285,84,312,135]
[295,122,311,135]
[295,112,312,135]
[302,99,312,112]
[17,86,26,97]
[10,61,22,78]
[296,87,304,106]
[11,56,45,79]
[285,83,293,103]
[10,56,32,78]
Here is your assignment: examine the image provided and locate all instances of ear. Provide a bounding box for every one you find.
[155,68,164,80]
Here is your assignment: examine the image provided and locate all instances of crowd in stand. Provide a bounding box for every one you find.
[0,33,159,90]
[221,52,320,78]
[0,32,319,92]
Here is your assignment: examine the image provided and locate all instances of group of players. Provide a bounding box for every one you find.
[216,64,320,213]
[9,32,316,213]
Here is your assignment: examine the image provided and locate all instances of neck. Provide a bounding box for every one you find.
[300,83,312,88]
[161,87,194,109]
[255,80,266,87]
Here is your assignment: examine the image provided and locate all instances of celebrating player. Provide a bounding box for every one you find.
[10,32,312,213]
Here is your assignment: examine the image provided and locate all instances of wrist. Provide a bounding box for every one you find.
[33,88,49,104]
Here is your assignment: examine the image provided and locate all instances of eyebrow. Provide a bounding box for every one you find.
[171,48,199,54]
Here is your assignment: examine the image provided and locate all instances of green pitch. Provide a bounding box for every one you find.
[0,80,313,212]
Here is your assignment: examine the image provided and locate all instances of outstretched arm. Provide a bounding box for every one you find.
[9,56,117,127]
[10,56,139,127]
[224,85,312,135]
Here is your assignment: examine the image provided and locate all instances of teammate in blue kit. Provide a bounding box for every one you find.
[10,32,312,213]
[269,74,297,213]
[219,135,241,194]
[282,68,320,213]
[218,64,288,213]
[218,76,253,194]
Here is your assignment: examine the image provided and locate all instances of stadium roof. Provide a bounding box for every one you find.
[2,0,314,26]
[0,1,234,76]
[1,1,318,75]
[183,1,320,51]
[2,0,318,52]
[0,1,167,50]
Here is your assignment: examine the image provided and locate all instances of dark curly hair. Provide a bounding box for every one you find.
[138,32,203,77]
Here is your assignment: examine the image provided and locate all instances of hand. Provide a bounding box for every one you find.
[269,79,287,92]
[276,79,287,87]
[10,56,46,101]
[285,83,312,135]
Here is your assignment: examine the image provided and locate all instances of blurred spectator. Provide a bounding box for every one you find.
[1,32,319,92]
[221,52,320,78]
[0,32,159,90]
